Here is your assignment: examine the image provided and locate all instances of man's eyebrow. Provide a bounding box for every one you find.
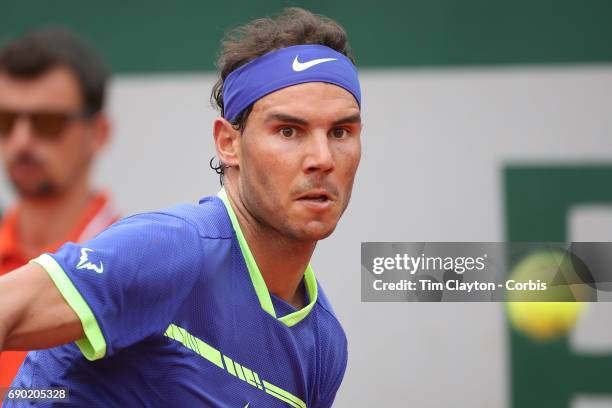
[263,112,362,127]
[264,113,309,126]
[331,113,361,126]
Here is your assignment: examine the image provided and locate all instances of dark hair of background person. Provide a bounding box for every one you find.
[209,7,356,182]
[0,27,108,115]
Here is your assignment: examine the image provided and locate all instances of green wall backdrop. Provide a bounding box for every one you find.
[1,0,612,73]
[505,166,612,408]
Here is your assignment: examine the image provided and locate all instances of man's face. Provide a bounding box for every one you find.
[0,66,103,198]
[237,82,362,242]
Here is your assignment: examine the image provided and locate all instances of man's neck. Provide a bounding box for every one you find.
[17,180,92,259]
[225,185,315,309]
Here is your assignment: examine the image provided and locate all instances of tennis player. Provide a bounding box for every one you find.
[0,8,361,407]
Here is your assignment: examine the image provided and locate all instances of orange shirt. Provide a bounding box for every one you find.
[0,192,119,387]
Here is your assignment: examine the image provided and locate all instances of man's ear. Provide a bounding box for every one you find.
[89,113,111,155]
[213,117,240,168]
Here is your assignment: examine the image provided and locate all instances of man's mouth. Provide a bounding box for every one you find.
[10,161,44,176]
[295,190,336,212]
[297,190,333,202]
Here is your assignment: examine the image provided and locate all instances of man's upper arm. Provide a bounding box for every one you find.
[37,212,204,360]
[0,211,203,362]
[0,262,84,352]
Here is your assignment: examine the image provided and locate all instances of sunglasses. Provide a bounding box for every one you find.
[0,109,94,141]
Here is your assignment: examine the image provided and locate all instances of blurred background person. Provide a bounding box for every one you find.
[0,28,118,387]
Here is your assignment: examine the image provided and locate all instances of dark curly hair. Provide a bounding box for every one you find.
[0,28,108,115]
[209,7,355,183]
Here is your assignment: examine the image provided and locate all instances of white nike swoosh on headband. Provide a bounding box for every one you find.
[292,56,337,72]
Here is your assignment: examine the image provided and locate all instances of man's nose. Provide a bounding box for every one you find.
[6,117,35,148]
[303,131,335,174]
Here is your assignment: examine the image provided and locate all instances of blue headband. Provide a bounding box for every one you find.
[222,44,361,122]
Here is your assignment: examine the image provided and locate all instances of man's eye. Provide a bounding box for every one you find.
[280,127,295,137]
[331,128,347,138]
